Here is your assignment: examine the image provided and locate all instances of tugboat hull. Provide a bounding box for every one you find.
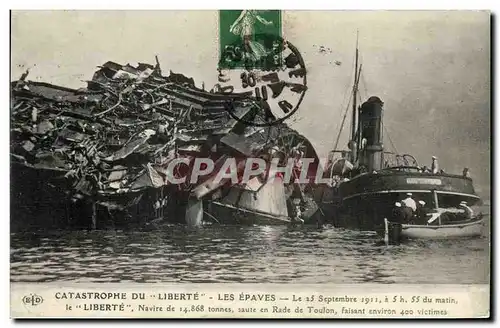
[330,170,481,231]
[339,171,478,198]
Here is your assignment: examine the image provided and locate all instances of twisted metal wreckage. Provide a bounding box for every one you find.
[10,60,324,230]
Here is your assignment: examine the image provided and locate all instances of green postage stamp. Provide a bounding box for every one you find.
[219,10,283,70]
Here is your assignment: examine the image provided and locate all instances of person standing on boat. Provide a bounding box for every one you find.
[293,203,304,224]
[388,202,404,241]
[391,202,405,223]
[415,200,429,224]
[400,203,414,223]
[402,192,417,212]
[392,202,412,224]
[459,201,474,220]
[431,156,439,174]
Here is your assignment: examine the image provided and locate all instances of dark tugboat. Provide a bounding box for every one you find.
[321,38,484,237]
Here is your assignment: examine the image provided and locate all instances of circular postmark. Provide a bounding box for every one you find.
[216,34,307,127]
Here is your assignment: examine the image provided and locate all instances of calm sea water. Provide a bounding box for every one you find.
[11,210,490,284]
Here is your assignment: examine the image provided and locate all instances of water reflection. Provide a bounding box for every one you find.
[10,222,489,284]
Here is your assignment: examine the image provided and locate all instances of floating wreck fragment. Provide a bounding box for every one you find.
[10,60,322,230]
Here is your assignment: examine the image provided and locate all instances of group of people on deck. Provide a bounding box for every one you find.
[391,193,427,225]
[391,193,474,225]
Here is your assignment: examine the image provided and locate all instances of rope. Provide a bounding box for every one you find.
[383,124,398,154]
[353,58,398,158]
[345,51,356,139]
[332,51,356,149]
[328,48,358,181]
[359,53,369,99]
[361,73,369,100]
[333,93,353,151]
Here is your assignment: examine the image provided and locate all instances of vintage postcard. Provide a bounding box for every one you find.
[10,10,491,318]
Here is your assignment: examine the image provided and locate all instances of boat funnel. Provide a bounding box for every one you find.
[358,96,384,172]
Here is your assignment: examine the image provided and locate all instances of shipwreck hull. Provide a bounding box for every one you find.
[11,159,190,230]
[10,60,323,230]
[205,177,291,225]
[332,170,481,230]
[207,202,291,225]
[204,176,323,226]
[11,165,189,231]
[11,162,73,231]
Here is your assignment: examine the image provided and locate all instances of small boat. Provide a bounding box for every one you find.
[382,213,485,245]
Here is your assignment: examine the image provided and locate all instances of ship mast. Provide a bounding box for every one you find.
[350,31,361,163]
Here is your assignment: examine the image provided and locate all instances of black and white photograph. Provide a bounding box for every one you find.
[9,9,491,318]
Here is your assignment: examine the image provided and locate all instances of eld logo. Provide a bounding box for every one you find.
[22,294,44,307]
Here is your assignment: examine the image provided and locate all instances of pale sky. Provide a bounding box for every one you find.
[11,10,491,196]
